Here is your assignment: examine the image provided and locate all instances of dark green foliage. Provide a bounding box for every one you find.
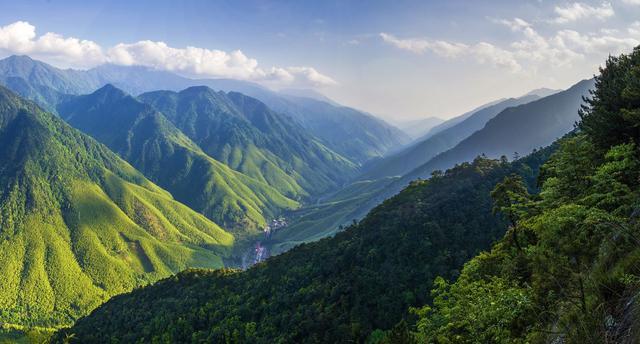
[415,46,640,343]
[579,46,640,151]
[54,147,551,343]
[57,85,298,234]
[139,86,358,198]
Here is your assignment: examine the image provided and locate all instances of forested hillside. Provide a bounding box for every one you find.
[139,86,357,198]
[412,45,640,344]
[57,84,298,235]
[0,86,233,329]
[55,144,552,343]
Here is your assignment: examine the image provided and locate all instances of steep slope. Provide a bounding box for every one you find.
[56,85,298,234]
[0,56,408,165]
[139,87,357,198]
[54,148,553,343]
[360,94,540,180]
[0,86,233,328]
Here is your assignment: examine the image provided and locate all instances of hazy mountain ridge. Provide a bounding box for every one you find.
[0,55,408,164]
[359,94,541,180]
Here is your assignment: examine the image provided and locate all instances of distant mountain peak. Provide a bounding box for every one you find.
[92,83,128,99]
[523,87,562,98]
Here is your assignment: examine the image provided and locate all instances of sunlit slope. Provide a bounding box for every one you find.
[139,87,358,199]
[0,86,233,328]
[58,85,299,232]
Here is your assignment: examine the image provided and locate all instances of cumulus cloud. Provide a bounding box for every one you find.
[622,0,640,5]
[381,17,639,74]
[0,21,336,88]
[380,32,521,72]
[551,2,614,24]
[379,33,467,57]
[0,21,104,68]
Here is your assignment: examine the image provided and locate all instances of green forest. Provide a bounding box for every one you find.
[53,47,640,343]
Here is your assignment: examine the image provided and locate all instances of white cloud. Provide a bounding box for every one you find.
[0,21,104,68]
[379,33,467,57]
[0,21,336,88]
[380,32,521,72]
[551,2,614,24]
[622,0,640,5]
[381,18,639,74]
[492,18,531,31]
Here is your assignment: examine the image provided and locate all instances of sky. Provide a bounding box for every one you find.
[0,0,639,121]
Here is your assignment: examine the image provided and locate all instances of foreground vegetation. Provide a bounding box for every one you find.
[413,46,640,343]
[54,144,551,342]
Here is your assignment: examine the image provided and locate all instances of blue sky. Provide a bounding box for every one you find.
[0,0,639,121]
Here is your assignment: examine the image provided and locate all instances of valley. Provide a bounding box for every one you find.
[0,3,639,342]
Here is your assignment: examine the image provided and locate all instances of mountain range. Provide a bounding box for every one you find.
[269,78,594,250]
[359,94,542,180]
[57,85,299,235]
[138,86,357,198]
[0,55,409,164]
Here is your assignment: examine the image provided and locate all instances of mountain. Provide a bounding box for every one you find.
[0,55,98,95]
[346,79,594,232]
[264,94,411,163]
[523,87,561,98]
[0,56,408,165]
[138,86,357,198]
[403,78,594,182]
[53,147,552,343]
[56,85,299,235]
[278,88,339,105]
[395,116,444,139]
[0,86,233,328]
[270,80,592,251]
[416,97,507,142]
[359,94,541,180]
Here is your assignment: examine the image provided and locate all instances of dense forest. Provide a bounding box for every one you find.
[53,144,552,343]
[412,46,640,343]
[54,46,640,343]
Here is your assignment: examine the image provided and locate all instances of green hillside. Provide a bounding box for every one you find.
[57,85,298,235]
[54,145,552,343]
[139,87,358,199]
[0,86,233,329]
[269,177,398,254]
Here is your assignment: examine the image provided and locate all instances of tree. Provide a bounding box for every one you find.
[491,174,532,250]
